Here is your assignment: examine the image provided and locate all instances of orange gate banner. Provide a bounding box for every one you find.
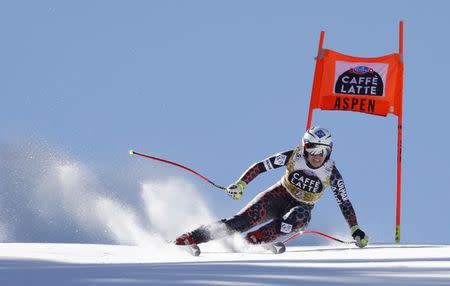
[310,49,403,117]
[306,22,404,243]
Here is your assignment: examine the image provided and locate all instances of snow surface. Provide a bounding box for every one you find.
[1,144,450,285]
[1,243,450,285]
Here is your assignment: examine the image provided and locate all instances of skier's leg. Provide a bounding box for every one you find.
[176,192,277,245]
[223,183,294,233]
[175,221,226,245]
[175,183,290,245]
[245,204,313,244]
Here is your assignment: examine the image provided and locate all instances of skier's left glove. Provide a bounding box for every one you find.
[225,180,246,200]
[351,225,369,248]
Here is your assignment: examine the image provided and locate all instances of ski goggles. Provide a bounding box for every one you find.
[304,143,332,156]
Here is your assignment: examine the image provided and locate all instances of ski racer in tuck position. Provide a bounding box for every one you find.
[175,126,369,249]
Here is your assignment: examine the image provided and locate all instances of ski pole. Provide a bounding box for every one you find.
[283,230,355,245]
[129,150,227,190]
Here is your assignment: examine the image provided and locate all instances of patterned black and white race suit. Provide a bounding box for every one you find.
[188,146,359,244]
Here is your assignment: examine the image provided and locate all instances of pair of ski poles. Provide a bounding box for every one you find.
[129,149,355,246]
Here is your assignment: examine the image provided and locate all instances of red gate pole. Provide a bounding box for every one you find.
[395,20,404,243]
[305,31,325,129]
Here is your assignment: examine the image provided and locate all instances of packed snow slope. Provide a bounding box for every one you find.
[1,243,449,285]
[2,143,450,285]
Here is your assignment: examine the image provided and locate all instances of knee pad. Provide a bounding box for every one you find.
[281,206,311,233]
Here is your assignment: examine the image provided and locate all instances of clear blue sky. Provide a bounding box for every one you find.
[1,1,448,244]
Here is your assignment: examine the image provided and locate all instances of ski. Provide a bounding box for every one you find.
[188,244,201,256]
[269,241,286,254]
[179,244,201,256]
[261,241,286,254]
[180,243,287,256]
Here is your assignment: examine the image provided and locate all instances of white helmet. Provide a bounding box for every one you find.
[302,126,333,158]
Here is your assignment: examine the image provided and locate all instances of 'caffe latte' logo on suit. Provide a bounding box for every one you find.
[288,170,323,193]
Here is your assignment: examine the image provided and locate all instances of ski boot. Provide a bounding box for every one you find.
[175,233,201,256]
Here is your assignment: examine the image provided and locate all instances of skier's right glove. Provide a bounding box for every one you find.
[225,180,246,200]
[351,225,369,248]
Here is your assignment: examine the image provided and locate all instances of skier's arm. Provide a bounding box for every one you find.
[238,150,294,185]
[330,165,358,228]
[225,150,294,200]
[330,165,369,247]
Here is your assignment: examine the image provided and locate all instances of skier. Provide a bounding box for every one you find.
[175,126,368,250]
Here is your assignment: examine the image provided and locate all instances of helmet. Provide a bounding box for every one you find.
[302,126,333,158]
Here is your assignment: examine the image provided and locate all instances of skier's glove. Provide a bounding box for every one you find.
[351,225,369,248]
[225,180,246,200]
